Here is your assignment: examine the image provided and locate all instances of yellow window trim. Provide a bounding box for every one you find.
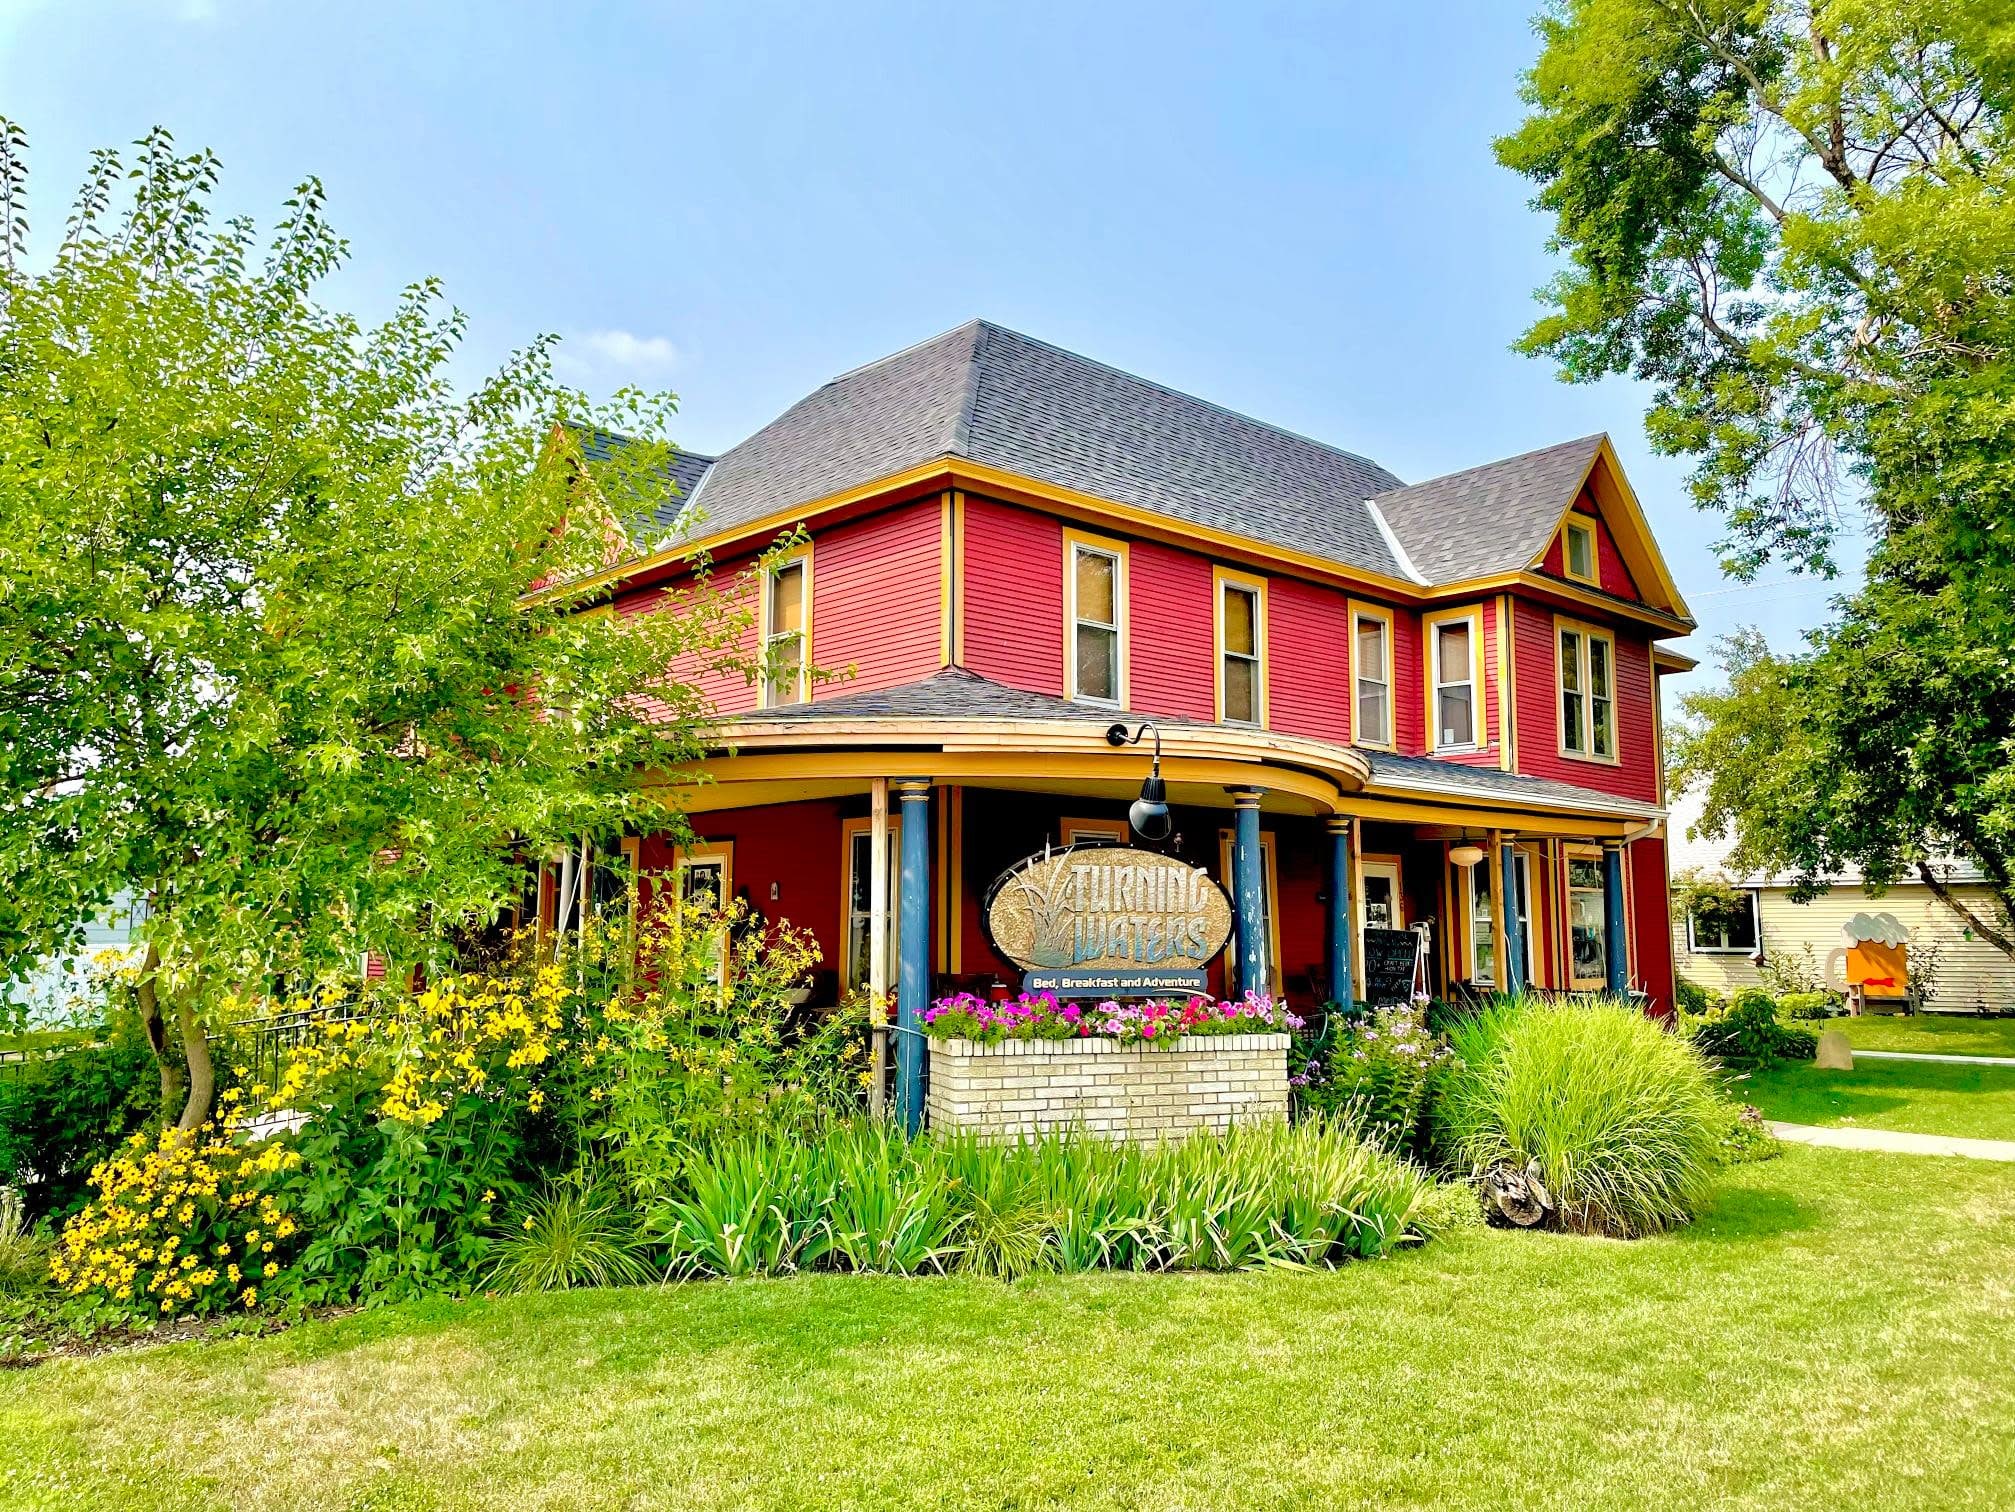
[1422,605,1488,755]
[1063,526,1130,708]
[1561,515,1600,587]
[1346,599,1397,751]
[1553,613,1621,767]
[1216,827,1284,991]
[756,543,813,709]
[1212,565,1268,729]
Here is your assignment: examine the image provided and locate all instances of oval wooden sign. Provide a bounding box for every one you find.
[985,846,1234,973]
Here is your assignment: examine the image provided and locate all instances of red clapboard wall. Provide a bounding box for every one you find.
[963,497,1064,696]
[1509,599,1659,803]
[1539,495,1641,601]
[813,501,943,695]
[619,555,761,716]
[1628,833,1674,1015]
[1389,604,1425,756]
[1127,540,1215,723]
[1268,578,1352,745]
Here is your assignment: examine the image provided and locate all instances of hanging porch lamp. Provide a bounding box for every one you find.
[1105,721,1172,841]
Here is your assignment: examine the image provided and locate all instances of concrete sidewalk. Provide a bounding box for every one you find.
[1855,1049,2015,1068]
[1769,1121,2015,1162]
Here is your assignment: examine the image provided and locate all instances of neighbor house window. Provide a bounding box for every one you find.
[1216,571,1265,726]
[1352,607,1392,748]
[1066,533,1126,705]
[1564,517,1598,584]
[1688,890,1760,954]
[761,553,810,707]
[1557,619,1616,760]
[1428,613,1479,750]
[1567,854,1608,989]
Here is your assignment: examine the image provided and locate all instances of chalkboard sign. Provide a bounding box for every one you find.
[1361,928,1420,1007]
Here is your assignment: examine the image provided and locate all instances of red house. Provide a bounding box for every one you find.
[560,321,1695,1111]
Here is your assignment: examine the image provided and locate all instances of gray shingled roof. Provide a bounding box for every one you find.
[671,320,1410,579]
[1368,435,1603,586]
[721,669,1655,815]
[573,425,717,536]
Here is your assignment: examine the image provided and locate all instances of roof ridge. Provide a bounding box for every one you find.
[817,317,985,391]
[1369,433,1604,500]
[969,319,1402,484]
[947,319,986,457]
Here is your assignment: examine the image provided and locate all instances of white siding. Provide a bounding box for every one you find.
[1672,883,2015,1012]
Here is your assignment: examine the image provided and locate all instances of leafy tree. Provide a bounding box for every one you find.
[0,125,768,1129]
[1503,3,2015,956]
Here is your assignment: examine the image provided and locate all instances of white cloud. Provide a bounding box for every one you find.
[566,328,682,377]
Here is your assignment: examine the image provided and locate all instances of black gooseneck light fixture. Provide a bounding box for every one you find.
[1105,721,1172,842]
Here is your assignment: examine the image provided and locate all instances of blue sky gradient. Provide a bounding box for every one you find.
[2,0,1866,694]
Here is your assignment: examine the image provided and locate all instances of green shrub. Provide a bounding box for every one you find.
[1293,1003,1446,1157]
[1775,991,1840,1021]
[1433,996,1726,1238]
[484,1177,654,1294]
[0,1025,159,1222]
[1687,988,1818,1064]
[1714,1103,1781,1165]
[0,1187,52,1296]
[1674,975,1722,1017]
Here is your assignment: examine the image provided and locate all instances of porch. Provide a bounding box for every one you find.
[621,669,1670,1129]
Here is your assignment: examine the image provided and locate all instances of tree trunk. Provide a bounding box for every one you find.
[174,996,216,1133]
[133,942,186,1125]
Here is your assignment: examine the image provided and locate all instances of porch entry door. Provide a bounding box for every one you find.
[673,844,733,1003]
[1360,859,1403,934]
[1465,850,1534,988]
[843,820,901,994]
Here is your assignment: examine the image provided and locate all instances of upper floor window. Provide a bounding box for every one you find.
[761,552,810,707]
[1564,517,1598,585]
[1557,619,1616,761]
[1066,532,1127,705]
[1427,612,1479,751]
[1352,606,1392,748]
[1687,889,1759,954]
[1215,571,1265,726]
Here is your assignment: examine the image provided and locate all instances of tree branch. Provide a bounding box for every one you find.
[1915,859,2015,961]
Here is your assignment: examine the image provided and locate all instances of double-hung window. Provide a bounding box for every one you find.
[761,553,810,707]
[1352,607,1392,748]
[1216,571,1265,726]
[1557,619,1617,761]
[1067,534,1126,705]
[1428,612,1479,751]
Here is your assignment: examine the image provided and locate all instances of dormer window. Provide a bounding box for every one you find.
[1564,517,1598,585]
[1427,611,1480,752]
[1066,531,1127,705]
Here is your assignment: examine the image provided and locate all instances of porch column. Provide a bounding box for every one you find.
[1603,839,1628,996]
[894,779,933,1133]
[1499,839,1525,995]
[1228,788,1267,997]
[1325,816,1354,1009]
[867,777,890,1121]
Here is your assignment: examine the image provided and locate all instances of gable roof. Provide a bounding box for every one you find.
[1367,435,1604,587]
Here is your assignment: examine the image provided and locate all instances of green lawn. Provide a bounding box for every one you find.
[1733,1056,2015,1142]
[1831,1013,2015,1057]
[6,1146,2015,1511]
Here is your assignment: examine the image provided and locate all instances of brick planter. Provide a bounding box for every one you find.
[925,1033,1290,1142]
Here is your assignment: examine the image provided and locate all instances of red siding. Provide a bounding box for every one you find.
[1628,833,1674,1016]
[1390,605,1425,755]
[638,800,848,975]
[1128,541,1215,721]
[618,555,761,715]
[1269,578,1351,744]
[963,498,1064,695]
[813,502,943,695]
[1540,494,1641,601]
[1510,598,1659,802]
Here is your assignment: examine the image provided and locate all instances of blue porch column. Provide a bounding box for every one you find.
[894,779,933,1132]
[1228,788,1267,997]
[1499,841,1525,995]
[1603,840,1629,996]
[1325,816,1354,1009]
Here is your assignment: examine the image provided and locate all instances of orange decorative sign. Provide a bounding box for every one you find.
[1826,911,1910,1001]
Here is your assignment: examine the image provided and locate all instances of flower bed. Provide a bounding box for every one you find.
[922,989,1299,1045]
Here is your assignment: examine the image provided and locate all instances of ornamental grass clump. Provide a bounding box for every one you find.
[1433,996,1724,1239]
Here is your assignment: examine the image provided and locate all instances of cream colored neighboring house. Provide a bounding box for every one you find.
[1668,793,2015,1013]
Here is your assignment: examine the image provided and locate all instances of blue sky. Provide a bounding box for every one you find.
[2,0,1863,695]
